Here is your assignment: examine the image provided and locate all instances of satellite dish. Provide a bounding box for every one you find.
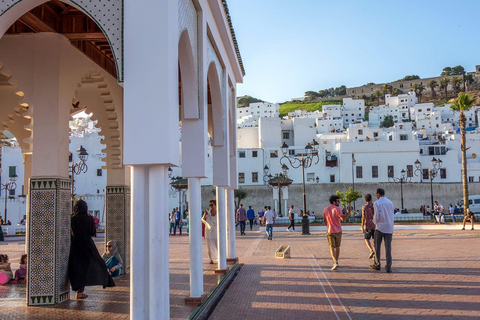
[327,155,332,161]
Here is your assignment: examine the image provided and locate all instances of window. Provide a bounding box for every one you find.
[307,173,315,182]
[372,166,378,178]
[468,176,474,183]
[428,146,446,155]
[238,173,245,183]
[388,166,394,178]
[252,151,258,158]
[239,151,246,158]
[252,172,258,183]
[330,175,335,182]
[283,132,290,139]
[440,168,446,179]
[289,149,295,156]
[270,151,278,158]
[97,169,102,176]
[373,132,378,137]
[356,166,363,179]
[358,129,363,135]
[8,166,16,177]
[400,134,408,140]
[423,169,429,180]
[9,189,15,196]
[407,165,413,177]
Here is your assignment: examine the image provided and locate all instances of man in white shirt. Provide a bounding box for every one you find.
[262,206,275,240]
[371,188,394,273]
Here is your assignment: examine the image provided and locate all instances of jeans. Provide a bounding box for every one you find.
[249,219,254,230]
[373,230,392,270]
[266,224,273,239]
[174,220,182,234]
[170,222,175,234]
[239,221,246,234]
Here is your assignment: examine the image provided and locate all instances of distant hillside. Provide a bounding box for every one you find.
[237,95,263,108]
[279,100,341,118]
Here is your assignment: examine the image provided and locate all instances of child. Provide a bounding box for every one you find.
[11,254,27,284]
[0,254,13,282]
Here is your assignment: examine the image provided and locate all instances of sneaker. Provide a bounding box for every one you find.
[462,228,465,230]
[370,264,380,271]
[368,250,375,259]
[472,228,475,231]
[331,263,338,270]
[286,228,290,232]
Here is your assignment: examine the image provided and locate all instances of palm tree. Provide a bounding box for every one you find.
[411,83,425,103]
[381,84,393,96]
[427,80,438,100]
[391,88,403,96]
[439,78,450,100]
[373,90,382,105]
[451,77,462,95]
[451,93,478,214]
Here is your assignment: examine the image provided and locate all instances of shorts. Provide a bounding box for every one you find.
[327,232,342,248]
[364,228,375,240]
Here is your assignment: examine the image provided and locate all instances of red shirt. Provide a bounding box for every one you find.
[323,204,343,234]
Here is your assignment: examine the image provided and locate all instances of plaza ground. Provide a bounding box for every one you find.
[1,225,479,319]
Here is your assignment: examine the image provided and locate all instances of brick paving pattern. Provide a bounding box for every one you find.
[0,227,479,319]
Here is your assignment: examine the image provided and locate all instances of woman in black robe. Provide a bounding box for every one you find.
[68,199,115,299]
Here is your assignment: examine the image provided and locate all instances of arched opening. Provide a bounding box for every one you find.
[207,62,224,147]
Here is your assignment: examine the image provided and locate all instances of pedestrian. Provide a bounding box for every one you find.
[286,205,295,232]
[462,208,475,230]
[449,204,456,222]
[323,195,352,270]
[434,201,445,224]
[174,207,182,235]
[262,206,275,240]
[426,205,431,218]
[258,207,266,225]
[361,194,376,260]
[247,206,255,231]
[236,204,247,235]
[68,200,115,299]
[371,188,394,273]
[169,211,175,235]
[102,240,123,277]
[202,200,218,264]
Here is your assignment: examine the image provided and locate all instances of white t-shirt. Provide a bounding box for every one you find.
[264,210,275,224]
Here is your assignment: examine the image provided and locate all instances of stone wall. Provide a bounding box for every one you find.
[201,182,480,215]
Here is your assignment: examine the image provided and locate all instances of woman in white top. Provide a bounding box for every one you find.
[202,199,218,264]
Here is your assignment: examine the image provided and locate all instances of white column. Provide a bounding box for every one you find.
[188,177,203,297]
[216,186,227,271]
[274,199,278,213]
[130,166,149,319]
[226,188,236,260]
[284,199,288,215]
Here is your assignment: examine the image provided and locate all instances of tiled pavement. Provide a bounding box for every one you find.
[1,226,480,319]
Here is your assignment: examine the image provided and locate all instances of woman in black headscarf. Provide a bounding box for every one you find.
[68,200,115,299]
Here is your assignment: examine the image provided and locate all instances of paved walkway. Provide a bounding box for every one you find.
[1,225,479,319]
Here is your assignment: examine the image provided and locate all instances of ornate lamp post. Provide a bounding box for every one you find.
[280,139,319,235]
[262,165,270,185]
[2,173,17,223]
[70,145,88,209]
[414,158,442,210]
[267,164,292,217]
[351,153,356,210]
[388,168,412,210]
[168,168,188,213]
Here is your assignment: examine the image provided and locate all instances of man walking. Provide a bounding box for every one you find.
[236,204,247,235]
[361,194,375,259]
[247,206,255,231]
[371,188,394,273]
[323,195,352,270]
[262,206,275,240]
[174,207,182,236]
[286,205,295,232]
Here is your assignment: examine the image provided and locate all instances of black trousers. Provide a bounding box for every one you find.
[249,219,254,230]
[287,220,295,230]
[373,230,392,270]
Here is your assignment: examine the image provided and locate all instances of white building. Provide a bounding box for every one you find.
[237,101,279,128]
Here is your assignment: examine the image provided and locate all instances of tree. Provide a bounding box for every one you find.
[237,95,263,108]
[439,78,450,100]
[373,90,382,105]
[305,91,319,101]
[391,88,403,96]
[381,114,394,128]
[451,93,478,214]
[411,83,425,102]
[234,189,248,209]
[441,67,452,77]
[381,84,393,96]
[451,65,465,75]
[336,187,362,209]
[451,77,462,95]
[427,80,438,100]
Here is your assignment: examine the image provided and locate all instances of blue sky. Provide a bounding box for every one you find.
[228,0,480,103]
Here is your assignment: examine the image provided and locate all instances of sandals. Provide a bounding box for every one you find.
[75,293,88,299]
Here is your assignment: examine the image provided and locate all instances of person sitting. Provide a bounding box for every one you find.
[0,254,13,283]
[102,240,123,277]
[11,254,27,284]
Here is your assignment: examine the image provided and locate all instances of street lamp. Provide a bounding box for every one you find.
[351,153,356,210]
[262,165,270,185]
[414,157,442,211]
[168,167,188,214]
[388,168,412,210]
[70,145,88,209]
[267,164,292,217]
[2,173,17,223]
[280,139,319,235]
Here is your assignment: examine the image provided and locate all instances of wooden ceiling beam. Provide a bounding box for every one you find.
[51,0,67,11]
[62,32,106,41]
[19,12,56,33]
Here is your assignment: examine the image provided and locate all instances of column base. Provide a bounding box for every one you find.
[214,269,227,274]
[184,294,207,304]
[227,258,238,264]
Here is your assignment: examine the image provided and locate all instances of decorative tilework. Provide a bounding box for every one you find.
[28,178,71,306]
[105,186,130,275]
[0,1,124,82]
[178,0,198,80]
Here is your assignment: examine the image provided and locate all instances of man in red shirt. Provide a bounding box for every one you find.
[323,195,352,270]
